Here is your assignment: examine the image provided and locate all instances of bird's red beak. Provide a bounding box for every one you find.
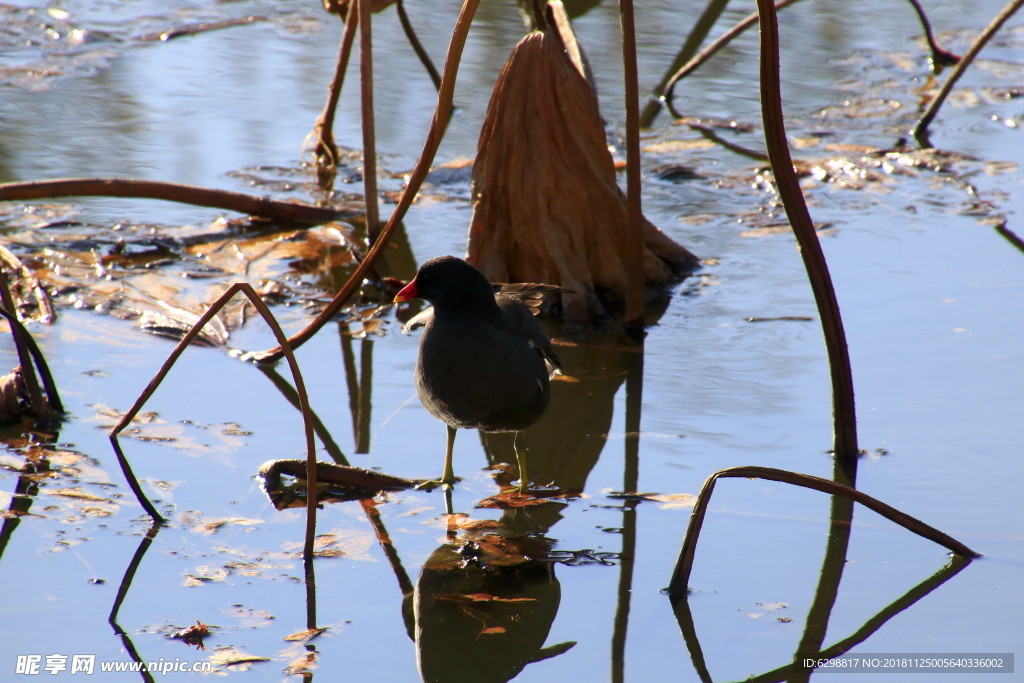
[394,279,418,303]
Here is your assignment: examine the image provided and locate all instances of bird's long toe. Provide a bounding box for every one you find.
[414,475,462,492]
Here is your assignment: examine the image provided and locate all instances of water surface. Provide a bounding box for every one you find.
[1,1,1022,680]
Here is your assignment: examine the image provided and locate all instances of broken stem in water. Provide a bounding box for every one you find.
[667,466,979,597]
[108,284,319,606]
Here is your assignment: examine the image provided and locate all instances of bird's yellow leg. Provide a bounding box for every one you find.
[441,425,457,485]
[514,432,530,494]
[416,426,459,491]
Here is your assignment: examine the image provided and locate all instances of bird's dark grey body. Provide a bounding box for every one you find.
[415,291,553,432]
[395,255,560,490]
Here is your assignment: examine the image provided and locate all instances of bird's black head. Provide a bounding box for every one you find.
[394,256,497,313]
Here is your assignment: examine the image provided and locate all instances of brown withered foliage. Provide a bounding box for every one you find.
[468,28,698,323]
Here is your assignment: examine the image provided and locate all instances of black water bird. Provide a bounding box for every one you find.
[394,256,560,492]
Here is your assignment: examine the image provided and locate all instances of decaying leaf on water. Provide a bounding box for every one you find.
[639,43,1023,240]
[282,631,328,674]
[476,489,576,509]
[1,203,388,345]
[280,528,377,561]
[229,162,366,193]
[751,146,984,196]
[412,157,476,202]
[41,485,120,522]
[135,293,237,346]
[87,404,253,456]
[643,492,699,509]
[87,403,159,427]
[737,217,836,240]
[224,605,276,629]
[434,514,502,531]
[748,601,790,619]
[180,540,309,589]
[45,487,114,503]
[207,646,271,672]
[544,549,620,566]
[282,650,318,677]
[0,439,121,527]
[178,510,263,536]
[643,138,717,155]
[342,303,391,338]
[183,565,231,586]
[0,6,119,91]
[173,543,297,587]
[190,518,264,535]
[167,620,212,649]
[283,627,328,643]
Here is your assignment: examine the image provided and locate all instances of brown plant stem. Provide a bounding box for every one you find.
[658,0,951,121]
[247,0,481,364]
[259,363,417,596]
[708,554,972,682]
[108,284,319,574]
[0,305,62,418]
[308,2,360,186]
[0,278,47,418]
[667,466,979,597]
[790,460,856,683]
[688,122,769,162]
[756,0,858,460]
[994,221,1024,254]
[396,0,442,90]
[135,16,266,42]
[108,437,164,523]
[661,0,802,121]
[0,266,61,420]
[107,521,161,683]
[638,0,731,127]
[618,0,644,332]
[905,0,961,69]
[358,0,381,242]
[0,178,352,224]
[258,458,417,491]
[911,0,1024,144]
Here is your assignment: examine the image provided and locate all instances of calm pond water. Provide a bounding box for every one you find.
[1,0,1022,681]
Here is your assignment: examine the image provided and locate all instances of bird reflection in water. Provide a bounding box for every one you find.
[403,512,575,683]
